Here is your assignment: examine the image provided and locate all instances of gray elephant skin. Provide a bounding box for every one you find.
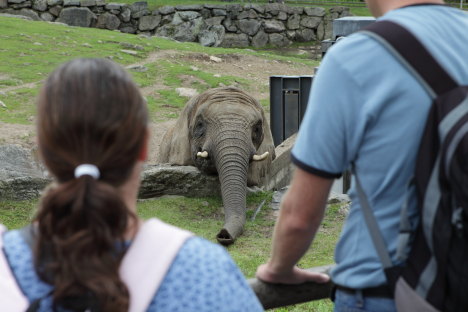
[159,87,276,245]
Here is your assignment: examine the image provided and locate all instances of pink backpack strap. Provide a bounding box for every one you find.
[119,218,194,312]
[0,224,29,311]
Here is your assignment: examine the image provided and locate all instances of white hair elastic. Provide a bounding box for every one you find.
[74,164,100,179]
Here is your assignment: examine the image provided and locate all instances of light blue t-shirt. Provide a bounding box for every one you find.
[2,230,263,311]
[292,4,468,288]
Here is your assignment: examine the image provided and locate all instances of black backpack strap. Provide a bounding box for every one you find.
[361,20,458,97]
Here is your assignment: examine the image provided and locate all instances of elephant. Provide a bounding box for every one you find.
[159,86,276,245]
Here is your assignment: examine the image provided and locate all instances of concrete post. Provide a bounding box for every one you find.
[248,265,334,310]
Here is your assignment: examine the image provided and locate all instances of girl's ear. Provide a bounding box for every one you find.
[138,128,150,161]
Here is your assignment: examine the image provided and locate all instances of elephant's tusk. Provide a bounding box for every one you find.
[197,151,209,158]
[252,152,269,161]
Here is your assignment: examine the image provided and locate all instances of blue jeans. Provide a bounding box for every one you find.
[333,289,396,312]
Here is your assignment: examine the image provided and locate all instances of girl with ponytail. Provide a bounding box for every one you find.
[0,58,263,312]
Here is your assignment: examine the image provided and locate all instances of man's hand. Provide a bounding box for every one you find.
[256,263,330,285]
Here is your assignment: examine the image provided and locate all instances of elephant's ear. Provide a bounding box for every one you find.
[158,103,193,165]
[247,110,276,186]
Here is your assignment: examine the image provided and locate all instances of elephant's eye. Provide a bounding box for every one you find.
[252,120,263,144]
[193,120,205,138]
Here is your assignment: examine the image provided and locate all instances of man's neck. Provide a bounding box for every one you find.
[377,0,445,17]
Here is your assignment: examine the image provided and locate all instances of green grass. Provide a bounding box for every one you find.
[0,193,344,311]
[0,15,318,125]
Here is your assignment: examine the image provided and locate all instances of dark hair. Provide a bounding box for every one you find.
[35,58,148,311]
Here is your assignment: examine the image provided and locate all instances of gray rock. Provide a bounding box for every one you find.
[46,0,61,5]
[199,8,210,19]
[175,4,202,11]
[158,5,174,15]
[95,0,105,6]
[304,7,326,17]
[120,25,136,34]
[0,12,33,20]
[132,9,149,19]
[172,10,200,25]
[32,0,46,11]
[0,145,46,180]
[139,165,221,199]
[126,64,147,72]
[287,13,300,30]
[317,20,325,40]
[7,0,26,4]
[80,0,95,7]
[264,19,285,33]
[220,33,248,48]
[301,16,321,29]
[296,28,316,42]
[198,24,225,47]
[40,11,54,21]
[238,8,257,20]
[49,5,61,16]
[288,6,303,15]
[204,16,224,26]
[247,4,264,14]
[0,0,7,8]
[57,7,96,27]
[222,17,236,32]
[264,3,285,15]
[96,12,120,30]
[62,0,79,6]
[156,17,204,42]
[0,176,51,200]
[10,1,30,8]
[268,33,291,47]
[277,11,287,21]
[327,192,350,204]
[105,2,122,10]
[251,30,268,47]
[17,8,40,20]
[119,7,130,22]
[129,1,147,13]
[237,19,261,36]
[138,14,161,31]
[160,14,172,25]
[212,8,227,17]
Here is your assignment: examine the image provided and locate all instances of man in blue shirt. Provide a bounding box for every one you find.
[256,1,468,311]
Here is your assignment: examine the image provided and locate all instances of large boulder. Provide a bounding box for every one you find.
[264,20,285,33]
[0,145,50,200]
[251,30,268,47]
[139,165,220,199]
[220,33,249,48]
[57,7,96,27]
[96,12,120,30]
[198,24,225,47]
[237,19,261,36]
[155,16,204,42]
[138,14,161,31]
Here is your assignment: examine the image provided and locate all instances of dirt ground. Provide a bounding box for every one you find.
[0,48,317,164]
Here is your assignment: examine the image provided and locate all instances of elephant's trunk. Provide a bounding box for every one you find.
[212,124,251,245]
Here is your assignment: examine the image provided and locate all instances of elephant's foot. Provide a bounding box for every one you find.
[216,228,235,246]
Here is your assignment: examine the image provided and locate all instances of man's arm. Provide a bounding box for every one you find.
[256,167,333,284]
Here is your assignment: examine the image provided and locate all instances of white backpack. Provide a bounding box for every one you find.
[0,218,193,312]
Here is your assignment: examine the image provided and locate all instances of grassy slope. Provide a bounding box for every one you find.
[0,16,318,124]
[0,12,344,311]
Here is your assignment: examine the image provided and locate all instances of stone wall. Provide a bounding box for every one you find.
[0,1,351,47]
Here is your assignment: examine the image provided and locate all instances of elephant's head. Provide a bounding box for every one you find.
[159,87,275,245]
